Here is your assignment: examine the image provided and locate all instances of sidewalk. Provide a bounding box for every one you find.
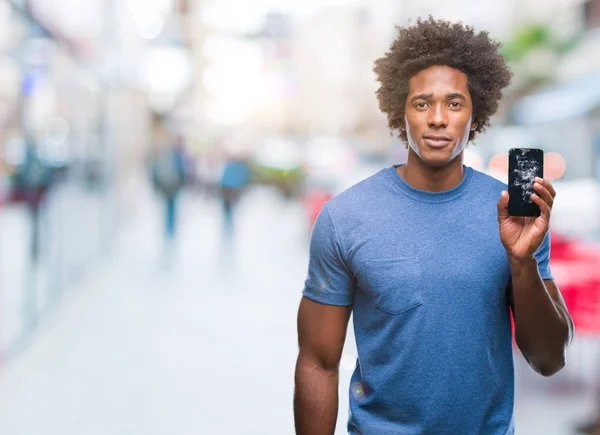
[0,187,309,434]
[0,186,596,434]
[0,182,114,358]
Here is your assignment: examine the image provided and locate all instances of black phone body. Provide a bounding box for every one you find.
[508,148,544,217]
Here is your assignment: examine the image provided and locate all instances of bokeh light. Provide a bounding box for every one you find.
[488,152,509,182]
[544,151,567,180]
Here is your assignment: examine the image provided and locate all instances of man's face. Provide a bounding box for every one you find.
[403,65,476,167]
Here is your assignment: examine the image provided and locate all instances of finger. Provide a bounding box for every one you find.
[533,182,554,208]
[500,190,509,207]
[531,193,551,221]
[535,177,556,198]
[497,190,509,219]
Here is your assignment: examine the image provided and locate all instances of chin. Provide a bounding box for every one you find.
[418,150,457,168]
[423,158,453,168]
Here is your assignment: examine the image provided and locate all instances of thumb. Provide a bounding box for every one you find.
[497,190,509,221]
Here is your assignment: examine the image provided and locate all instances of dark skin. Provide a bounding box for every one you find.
[398,65,477,190]
[294,65,573,435]
[402,67,573,375]
[294,300,351,434]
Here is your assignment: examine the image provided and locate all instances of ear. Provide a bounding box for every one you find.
[470,120,478,131]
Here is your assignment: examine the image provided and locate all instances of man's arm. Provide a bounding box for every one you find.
[294,297,352,435]
[508,259,574,377]
[498,177,574,377]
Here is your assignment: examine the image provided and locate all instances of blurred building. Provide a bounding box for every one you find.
[0,0,195,360]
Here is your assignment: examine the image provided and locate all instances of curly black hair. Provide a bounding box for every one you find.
[373,16,512,143]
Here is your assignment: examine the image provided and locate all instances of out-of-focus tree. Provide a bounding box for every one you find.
[501,23,579,64]
[499,23,581,116]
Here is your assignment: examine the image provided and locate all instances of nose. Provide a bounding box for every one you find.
[428,104,448,128]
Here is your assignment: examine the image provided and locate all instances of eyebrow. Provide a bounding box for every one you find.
[409,93,433,103]
[446,92,467,101]
[409,92,467,103]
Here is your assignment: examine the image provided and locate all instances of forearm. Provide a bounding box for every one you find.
[294,356,339,435]
[509,257,573,376]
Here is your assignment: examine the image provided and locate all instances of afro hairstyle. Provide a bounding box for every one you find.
[373,16,512,144]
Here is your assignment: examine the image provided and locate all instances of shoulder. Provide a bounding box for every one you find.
[325,168,392,216]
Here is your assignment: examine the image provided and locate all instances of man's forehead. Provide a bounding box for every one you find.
[408,66,469,94]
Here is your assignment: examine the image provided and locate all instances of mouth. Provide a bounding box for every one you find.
[422,135,452,148]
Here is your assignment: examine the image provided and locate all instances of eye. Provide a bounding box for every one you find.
[448,101,462,108]
[415,102,429,109]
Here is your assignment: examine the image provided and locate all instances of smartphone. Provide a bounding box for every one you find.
[508,148,544,217]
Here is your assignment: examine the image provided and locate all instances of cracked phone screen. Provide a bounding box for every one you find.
[508,148,544,217]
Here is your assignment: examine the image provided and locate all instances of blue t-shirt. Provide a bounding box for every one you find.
[303,165,552,435]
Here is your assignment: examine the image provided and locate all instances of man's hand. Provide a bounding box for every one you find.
[497,177,556,261]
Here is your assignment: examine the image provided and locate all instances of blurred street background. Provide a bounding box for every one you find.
[0,0,599,434]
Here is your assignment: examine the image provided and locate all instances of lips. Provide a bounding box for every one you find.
[423,135,452,148]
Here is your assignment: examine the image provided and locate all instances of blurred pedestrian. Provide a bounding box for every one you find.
[294,17,574,435]
[151,136,187,245]
[219,154,251,239]
[13,137,53,263]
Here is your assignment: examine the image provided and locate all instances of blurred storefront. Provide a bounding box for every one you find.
[0,0,155,361]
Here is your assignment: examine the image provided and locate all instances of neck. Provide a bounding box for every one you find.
[397,150,465,192]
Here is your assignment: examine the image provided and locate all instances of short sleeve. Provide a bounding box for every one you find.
[303,204,355,306]
[534,231,553,280]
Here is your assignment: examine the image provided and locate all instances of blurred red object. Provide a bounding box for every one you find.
[303,188,333,231]
[549,231,600,334]
[511,231,600,340]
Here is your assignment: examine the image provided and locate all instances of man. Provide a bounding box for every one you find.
[294,17,574,435]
